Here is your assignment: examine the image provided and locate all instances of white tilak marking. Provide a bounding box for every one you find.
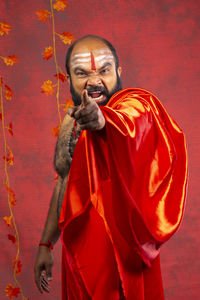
[73,53,91,58]
[93,49,112,55]
[72,58,91,63]
[95,55,113,62]
[71,51,114,69]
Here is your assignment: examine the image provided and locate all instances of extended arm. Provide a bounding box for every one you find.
[34,175,67,293]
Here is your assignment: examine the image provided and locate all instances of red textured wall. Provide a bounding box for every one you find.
[0,0,199,299]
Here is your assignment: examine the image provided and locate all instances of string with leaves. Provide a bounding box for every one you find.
[36,0,75,140]
[0,21,29,300]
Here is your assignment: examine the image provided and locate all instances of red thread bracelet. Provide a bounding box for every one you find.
[39,240,53,251]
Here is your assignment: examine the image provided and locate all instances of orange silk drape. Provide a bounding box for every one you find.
[59,88,188,300]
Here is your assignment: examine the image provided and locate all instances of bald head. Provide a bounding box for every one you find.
[65,35,119,75]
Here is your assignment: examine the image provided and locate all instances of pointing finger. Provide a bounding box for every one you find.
[81,90,91,107]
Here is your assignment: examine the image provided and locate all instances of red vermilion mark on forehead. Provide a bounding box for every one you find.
[90,52,96,70]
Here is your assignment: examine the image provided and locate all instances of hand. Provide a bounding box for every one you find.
[34,246,54,294]
[68,90,105,130]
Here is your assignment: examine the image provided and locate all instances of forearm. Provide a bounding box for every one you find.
[40,176,63,245]
[54,114,81,178]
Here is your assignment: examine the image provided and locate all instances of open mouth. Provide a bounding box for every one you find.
[88,91,106,103]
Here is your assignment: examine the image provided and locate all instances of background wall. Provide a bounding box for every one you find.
[0,0,199,299]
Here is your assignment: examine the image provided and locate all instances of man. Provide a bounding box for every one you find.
[34,35,188,300]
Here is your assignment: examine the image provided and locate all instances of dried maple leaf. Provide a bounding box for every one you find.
[5,284,20,299]
[4,182,14,195]
[36,9,51,23]
[3,216,12,228]
[59,32,75,45]
[41,80,55,95]
[42,46,53,60]
[54,173,59,181]
[54,72,67,82]
[10,194,17,206]
[3,55,18,66]
[3,149,14,165]
[62,98,74,112]
[0,22,11,36]
[51,125,60,137]
[13,258,22,275]
[8,234,16,244]
[5,85,13,100]
[8,122,13,136]
[53,0,68,11]
[4,183,17,205]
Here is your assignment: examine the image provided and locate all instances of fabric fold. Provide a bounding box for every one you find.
[59,88,188,300]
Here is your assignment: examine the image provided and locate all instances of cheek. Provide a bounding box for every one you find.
[71,78,87,93]
[104,74,117,91]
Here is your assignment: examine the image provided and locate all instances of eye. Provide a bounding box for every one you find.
[76,72,87,77]
[100,68,109,75]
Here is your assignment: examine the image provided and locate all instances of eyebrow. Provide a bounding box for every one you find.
[99,62,112,71]
[73,67,88,73]
[73,62,112,74]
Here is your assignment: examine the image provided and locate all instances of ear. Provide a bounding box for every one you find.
[66,74,70,84]
[117,66,122,77]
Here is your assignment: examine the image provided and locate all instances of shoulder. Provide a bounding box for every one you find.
[106,88,167,119]
[107,88,158,108]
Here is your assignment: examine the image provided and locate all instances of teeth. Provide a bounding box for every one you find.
[88,94,103,100]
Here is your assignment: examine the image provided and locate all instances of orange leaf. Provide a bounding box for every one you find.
[3,149,14,165]
[5,284,20,299]
[10,194,17,206]
[3,183,17,205]
[41,80,55,95]
[54,72,67,82]
[54,173,59,181]
[8,122,13,136]
[4,182,14,194]
[5,85,13,100]
[60,32,75,45]
[42,46,53,60]
[36,9,51,22]
[8,234,16,244]
[3,216,12,228]
[13,258,22,275]
[53,0,68,11]
[0,22,11,36]
[51,125,60,137]
[3,55,18,66]
[62,98,74,112]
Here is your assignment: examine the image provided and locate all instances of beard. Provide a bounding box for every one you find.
[70,73,122,106]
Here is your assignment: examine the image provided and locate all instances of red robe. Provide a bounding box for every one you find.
[59,88,188,300]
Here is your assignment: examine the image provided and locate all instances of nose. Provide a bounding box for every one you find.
[86,74,102,87]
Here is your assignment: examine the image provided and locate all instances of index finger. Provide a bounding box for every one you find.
[81,90,91,107]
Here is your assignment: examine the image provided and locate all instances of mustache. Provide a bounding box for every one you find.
[86,86,108,95]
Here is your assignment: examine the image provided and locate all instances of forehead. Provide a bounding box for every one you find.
[70,39,115,69]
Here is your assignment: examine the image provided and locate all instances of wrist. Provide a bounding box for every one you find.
[97,110,105,130]
[39,240,53,251]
